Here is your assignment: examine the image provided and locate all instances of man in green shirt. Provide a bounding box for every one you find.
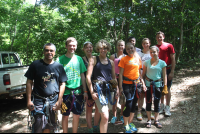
[56,37,88,133]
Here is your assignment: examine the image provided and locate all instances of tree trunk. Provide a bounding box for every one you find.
[10,0,25,51]
[175,0,186,63]
[26,0,37,65]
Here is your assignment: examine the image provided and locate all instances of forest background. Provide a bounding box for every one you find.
[0,0,200,68]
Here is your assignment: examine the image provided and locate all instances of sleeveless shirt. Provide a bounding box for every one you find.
[92,56,112,82]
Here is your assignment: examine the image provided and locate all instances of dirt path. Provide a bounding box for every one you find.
[0,67,200,133]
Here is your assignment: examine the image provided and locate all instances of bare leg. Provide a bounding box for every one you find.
[72,114,80,133]
[123,116,129,126]
[112,101,117,117]
[120,105,125,116]
[138,92,145,113]
[146,111,151,121]
[86,100,94,129]
[154,112,159,121]
[166,88,171,106]
[43,129,50,133]
[100,111,109,133]
[94,103,101,126]
[62,115,69,133]
[160,95,164,104]
[128,113,135,124]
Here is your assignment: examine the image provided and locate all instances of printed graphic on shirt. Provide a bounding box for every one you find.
[42,71,56,88]
[128,59,139,66]
[64,56,81,82]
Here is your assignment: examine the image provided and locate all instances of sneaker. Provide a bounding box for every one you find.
[124,125,132,133]
[88,128,93,133]
[129,123,138,132]
[110,116,117,124]
[120,116,124,124]
[93,126,100,133]
[165,105,171,117]
[137,112,142,121]
[159,103,165,114]
[151,112,155,120]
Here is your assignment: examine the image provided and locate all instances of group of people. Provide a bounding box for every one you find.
[25,31,175,133]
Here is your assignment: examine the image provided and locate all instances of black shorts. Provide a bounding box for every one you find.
[62,94,84,116]
[167,69,173,89]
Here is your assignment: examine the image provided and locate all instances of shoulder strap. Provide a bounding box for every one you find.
[115,53,117,58]
[85,56,89,62]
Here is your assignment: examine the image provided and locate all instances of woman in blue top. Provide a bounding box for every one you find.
[142,46,167,128]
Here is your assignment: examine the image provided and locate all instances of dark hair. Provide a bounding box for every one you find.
[83,41,93,48]
[127,36,136,42]
[156,31,165,36]
[43,43,56,52]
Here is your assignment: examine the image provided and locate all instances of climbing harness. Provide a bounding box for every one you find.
[27,106,35,133]
[27,92,58,133]
[61,89,85,114]
[145,76,163,103]
[92,80,117,106]
[123,76,142,100]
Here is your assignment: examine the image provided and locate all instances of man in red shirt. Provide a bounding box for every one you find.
[156,31,176,117]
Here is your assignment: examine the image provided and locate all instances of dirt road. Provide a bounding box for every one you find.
[0,67,200,133]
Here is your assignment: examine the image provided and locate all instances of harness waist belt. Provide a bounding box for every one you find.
[123,76,140,83]
[145,76,162,82]
[32,92,57,100]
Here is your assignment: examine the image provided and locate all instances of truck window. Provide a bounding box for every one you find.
[10,54,19,64]
[2,54,9,64]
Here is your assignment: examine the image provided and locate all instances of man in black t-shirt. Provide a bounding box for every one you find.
[25,43,67,133]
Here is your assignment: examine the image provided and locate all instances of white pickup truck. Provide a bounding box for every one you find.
[0,51,29,99]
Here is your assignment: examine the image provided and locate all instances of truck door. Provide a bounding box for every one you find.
[9,53,20,67]
[2,53,10,68]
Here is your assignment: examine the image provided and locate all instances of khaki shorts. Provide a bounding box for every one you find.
[95,92,115,113]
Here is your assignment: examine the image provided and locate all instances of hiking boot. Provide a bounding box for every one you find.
[165,105,171,117]
[93,126,100,133]
[137,112,142,121]
[124,125,132,133]
[151,112,155,120]
[110,116,117,124]
[88,128,93,133]
[159,103,165,114]
[120,115,124,124]
[129,123,138,132]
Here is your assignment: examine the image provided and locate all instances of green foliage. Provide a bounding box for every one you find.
[0,0,199,65]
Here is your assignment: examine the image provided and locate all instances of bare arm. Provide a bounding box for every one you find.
[81,73,88,101]
[26,79,34,111]
[168,53,175,80]
[119,67,124,93]
[162,67,167,86]
[109,54,115,61]
[110,59,119,99]
[142,65,147,92]
[86,56,98,100]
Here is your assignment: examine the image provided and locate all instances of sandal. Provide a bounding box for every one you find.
[154,120,162,128]
[146,120,151,128]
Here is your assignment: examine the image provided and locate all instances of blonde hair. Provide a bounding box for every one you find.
[125,42,141,65]
[142,38,151,44]
[95,39,111,52]
[65,37,77,46]
[117,39,125,46]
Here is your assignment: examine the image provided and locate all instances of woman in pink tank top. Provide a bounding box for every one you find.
[109,40,126,124]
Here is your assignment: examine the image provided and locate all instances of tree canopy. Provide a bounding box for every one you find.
[0,0,199,65]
